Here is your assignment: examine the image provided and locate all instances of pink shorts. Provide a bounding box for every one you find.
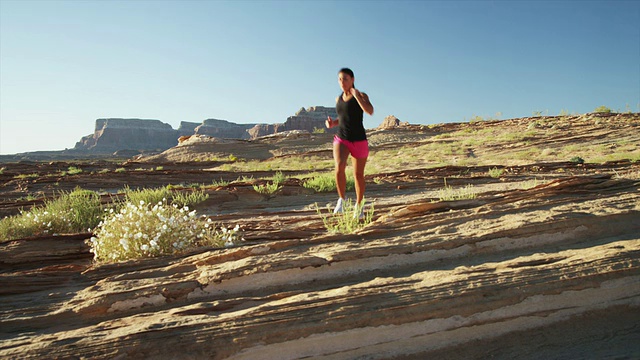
[333,136,369,159]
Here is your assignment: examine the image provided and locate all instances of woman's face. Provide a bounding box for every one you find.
[338,72,354,93]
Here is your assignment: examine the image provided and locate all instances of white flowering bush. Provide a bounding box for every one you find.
[217,224,242,248]
[90,199,243,262]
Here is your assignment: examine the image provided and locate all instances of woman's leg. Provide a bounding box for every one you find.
[333,141,349,200]
[351,156,367,206]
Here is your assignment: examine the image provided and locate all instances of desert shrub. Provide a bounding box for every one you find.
[272,171,287,185]
[488,167,504,178]
[66,166,83,175]
[0,188,103,241]
[303,172,355,193]
[253,182,282,195]
[436,179,477,201]
[123,186,172,207]
[570,156,585,164]
[313,127,326,134]
[211,178,229,187]
[593,105,612,113]
[315,199,374,234]
[171,190,210,207]
[89,200,242,262]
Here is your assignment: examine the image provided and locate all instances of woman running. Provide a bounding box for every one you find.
[325,67,374,218]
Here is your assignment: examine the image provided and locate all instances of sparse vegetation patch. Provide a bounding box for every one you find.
[316,199,374,234]
[303,172,355,193]
[436,179,478,201]
[0,188,103,241]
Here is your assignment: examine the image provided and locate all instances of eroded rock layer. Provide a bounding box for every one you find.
[1,172,638,359]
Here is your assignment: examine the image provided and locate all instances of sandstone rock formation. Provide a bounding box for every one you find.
[378,115,409,129]
[177,121,200,137]
[245,107,338,139]
[282,106,338,133]
[74,118,181,152]
[193,119,257,140]
[246,123,284,139]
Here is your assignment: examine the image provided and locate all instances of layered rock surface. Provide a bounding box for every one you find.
[1,171,638,359]
[1,114,639,359]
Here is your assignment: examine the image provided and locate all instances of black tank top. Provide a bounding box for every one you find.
[336,94,366,141]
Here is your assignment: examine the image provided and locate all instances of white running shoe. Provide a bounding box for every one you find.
[333,198,345,214]
[354,204,365,220]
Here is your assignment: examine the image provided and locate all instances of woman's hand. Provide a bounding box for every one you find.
[326,116,335,129]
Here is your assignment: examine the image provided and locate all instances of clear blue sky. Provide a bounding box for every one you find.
[1,0,639,155]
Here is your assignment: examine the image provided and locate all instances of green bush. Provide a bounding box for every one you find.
[316,199,374,234]
[253,182,282,195]
[488,167,504,178]
[570,156,585,164]
[303,173,355,193]
[123,186,172,207]
[171,190,209,207]
[66,166,83,175]
[436,179,478,201]
[593,105,612,113]
[0,188,103,241]
[272,171,287,185]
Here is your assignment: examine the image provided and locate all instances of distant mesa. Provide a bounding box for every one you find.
[74,118,198,152]
[283,106,338,133]
[1,106,406,161]
[248,106,339,138]
[72,106,340,155]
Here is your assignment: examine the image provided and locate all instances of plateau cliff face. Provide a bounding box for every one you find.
[246,123,284,138]
[283,106,338,133]
[74,118,181,152]
[177,121,200,137]
[246,106,339,138]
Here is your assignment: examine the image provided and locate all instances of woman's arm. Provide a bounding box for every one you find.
[326,96,341,128]
[350,88,374,115]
